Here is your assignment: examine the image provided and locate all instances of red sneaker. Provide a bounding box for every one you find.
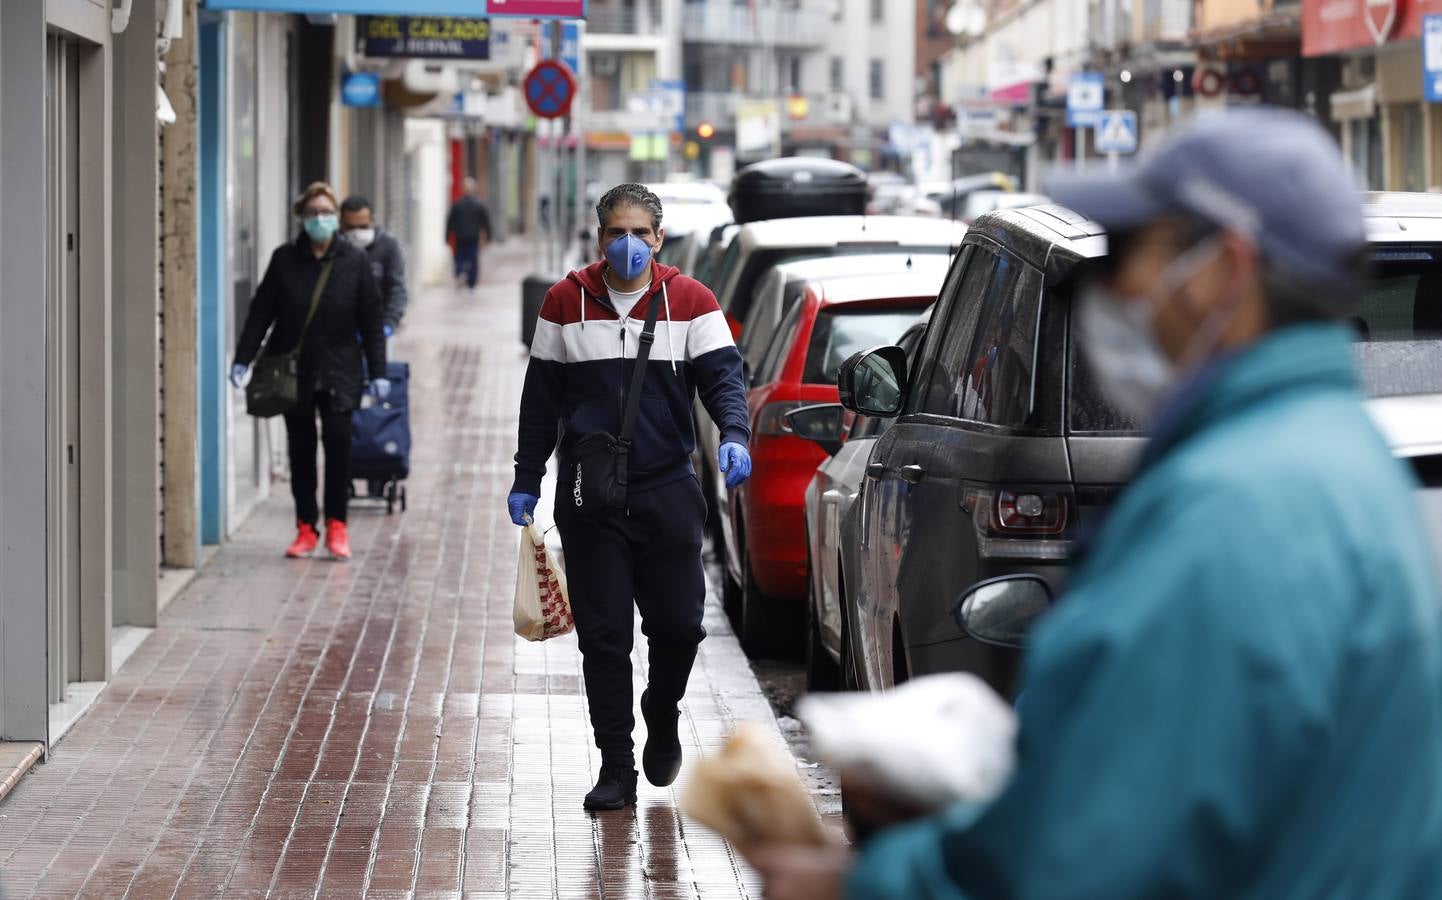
[325,519,352,561]
[286,522,320,558]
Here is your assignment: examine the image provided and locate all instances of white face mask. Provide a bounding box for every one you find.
[345,228,376,248]
[1078,236,1233,425]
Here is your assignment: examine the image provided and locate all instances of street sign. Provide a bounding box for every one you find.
[1067,72,1105,127]
[561,20,582,76]
[360,16,490,60]
[524,60,578,119]
[486,0,587,18]
[1425,15,1442,101]
[651,79,686,133]
[341,71,381,107]
[1095,109,1138,155]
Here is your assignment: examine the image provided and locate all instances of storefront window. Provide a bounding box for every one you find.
[1401,104,1426,192]
[1350,117,1383,191]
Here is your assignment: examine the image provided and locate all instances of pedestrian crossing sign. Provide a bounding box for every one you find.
[1096,110,1138,155]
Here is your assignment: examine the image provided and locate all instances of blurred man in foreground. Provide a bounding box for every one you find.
[752,109,1442,898]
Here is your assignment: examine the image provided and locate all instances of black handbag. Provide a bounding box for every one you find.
[570,295,662,519]
[246,259,333,418]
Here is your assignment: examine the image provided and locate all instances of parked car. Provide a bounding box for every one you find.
[961,190,1051,224]
[695,216,967,537]
[692,223,740,291]
[719,268,949,658]
[836,191,1442,698]
[656,204,733,276]
[793,310,932,690]
[920,173,1016,219]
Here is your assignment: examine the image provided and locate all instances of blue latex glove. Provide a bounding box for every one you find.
[229,364,248,389]
[369,378,392,400]
[719,442,752,490]
[383,323,395,339]
[508,492,539,527]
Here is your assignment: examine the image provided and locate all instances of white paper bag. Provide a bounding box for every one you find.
[513,523,574,642]
[798,673,1017,812]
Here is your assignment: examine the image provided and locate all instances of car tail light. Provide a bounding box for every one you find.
[962,485,1072,559]
[756,401,805,436]
[994,490,1067,535]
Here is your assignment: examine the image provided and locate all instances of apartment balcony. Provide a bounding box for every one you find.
[587,2,667,36]
[681,2,831,48]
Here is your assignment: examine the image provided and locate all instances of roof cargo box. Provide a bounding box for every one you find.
[728,158,869,224]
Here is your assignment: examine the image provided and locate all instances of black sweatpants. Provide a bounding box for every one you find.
[554,475,709,765]
[283,389,353,526]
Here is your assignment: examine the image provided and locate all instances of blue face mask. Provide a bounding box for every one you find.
[304,214,339,243]
[605,233,654,281]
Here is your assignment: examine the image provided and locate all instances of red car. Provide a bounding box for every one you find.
[721,268,947,657]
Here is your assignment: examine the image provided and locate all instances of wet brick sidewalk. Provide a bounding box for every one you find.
[0,244,814,899]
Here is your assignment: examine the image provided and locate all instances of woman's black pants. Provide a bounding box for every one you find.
[283,390,352,526]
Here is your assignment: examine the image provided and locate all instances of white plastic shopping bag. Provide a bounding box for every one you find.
[513,522,574,641]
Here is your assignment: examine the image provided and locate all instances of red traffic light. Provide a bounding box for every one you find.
[697,122,716,140]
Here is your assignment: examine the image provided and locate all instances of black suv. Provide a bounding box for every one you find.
[837,206,1116,695]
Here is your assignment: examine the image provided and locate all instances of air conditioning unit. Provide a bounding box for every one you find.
[592,54,619,77]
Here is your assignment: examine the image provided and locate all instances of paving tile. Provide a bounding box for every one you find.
[0,245,824,899]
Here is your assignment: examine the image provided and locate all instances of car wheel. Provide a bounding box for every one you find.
[740,553,803,660]
[804,571,841,692]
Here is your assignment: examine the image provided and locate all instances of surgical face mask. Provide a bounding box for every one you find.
[1078,236,1231,424]
[605,233,654,281]
[304,213,339,243]
[344,227,376,248]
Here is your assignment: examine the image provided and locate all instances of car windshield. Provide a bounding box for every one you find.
[1068,243,1442,432]
[802,306,929,385]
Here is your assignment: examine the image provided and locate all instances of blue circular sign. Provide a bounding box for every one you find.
[342,72,381,108]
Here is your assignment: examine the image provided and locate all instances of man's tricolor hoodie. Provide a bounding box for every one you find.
[512,260,751,497]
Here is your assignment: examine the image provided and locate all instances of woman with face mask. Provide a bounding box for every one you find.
[230,181,389,561]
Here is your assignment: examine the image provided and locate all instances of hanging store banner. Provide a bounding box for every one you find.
[360,16,490,60]
[486,0,587,17]
[1302,0,1417,56]
[207,1,490,14]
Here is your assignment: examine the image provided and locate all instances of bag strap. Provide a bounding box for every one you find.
[619,287,664,444]
[286,259,334,360]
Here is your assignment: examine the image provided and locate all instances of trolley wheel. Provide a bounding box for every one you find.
[400,485,408,512]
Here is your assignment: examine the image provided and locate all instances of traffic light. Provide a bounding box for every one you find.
[697,122,716,140]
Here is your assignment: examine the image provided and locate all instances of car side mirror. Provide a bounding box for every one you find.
[953,575,1055,648]
[838,346,908,418]
[784,403,847,456]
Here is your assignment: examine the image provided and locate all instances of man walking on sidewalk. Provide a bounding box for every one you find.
[508,183,752,811]
[446,177,491,289]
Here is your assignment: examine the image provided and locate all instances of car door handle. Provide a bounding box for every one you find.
[898,464,926,484]
[866,462,888,481]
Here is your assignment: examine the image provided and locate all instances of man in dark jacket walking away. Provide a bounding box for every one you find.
[508,183,753,811]
[445,177,491,289]
[340,195,409,335]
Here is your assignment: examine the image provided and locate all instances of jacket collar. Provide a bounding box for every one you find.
[293,230,340,260]
[1138,322,1360,473]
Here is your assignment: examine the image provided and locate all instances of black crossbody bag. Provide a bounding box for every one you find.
[246,260,333,418]
[570,296,663,519]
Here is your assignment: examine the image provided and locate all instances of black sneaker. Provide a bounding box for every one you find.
[583,764,637,811]
[641,689,683,788]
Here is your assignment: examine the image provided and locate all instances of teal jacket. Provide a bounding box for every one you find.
[850,324,1442,899]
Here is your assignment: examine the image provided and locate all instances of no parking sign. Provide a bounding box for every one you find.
[524,60,578,119]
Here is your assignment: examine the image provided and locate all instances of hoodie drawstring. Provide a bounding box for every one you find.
[662,282,677,376]
[580,284,586,329]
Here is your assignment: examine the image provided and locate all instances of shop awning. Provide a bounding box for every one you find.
[1330,84,1378,122]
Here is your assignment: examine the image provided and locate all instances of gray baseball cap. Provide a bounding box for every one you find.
[1044,108,1365,286]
